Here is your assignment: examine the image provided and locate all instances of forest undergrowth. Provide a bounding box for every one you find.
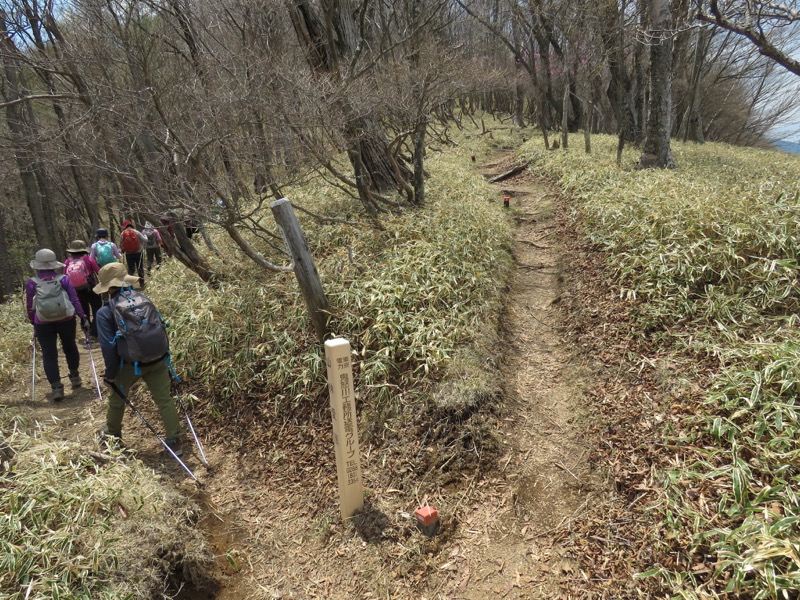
[0,122,517,599]
[1,119,799,598]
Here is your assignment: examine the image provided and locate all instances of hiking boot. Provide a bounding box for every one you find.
[47,384,65,402]
[69,372,82,389]
[164,438,183,457]
[97,429,124,452]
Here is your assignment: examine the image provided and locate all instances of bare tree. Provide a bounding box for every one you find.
[681,25,712,142]
[673,27,799,146]
[0,200,12,302]
[695,0,800,76]
[286,0,413,217]
[0,8,64,252]
[638,0,677,168]
[16,1,102,236]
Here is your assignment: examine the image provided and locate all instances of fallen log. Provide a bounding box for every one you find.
[487,161,531,183]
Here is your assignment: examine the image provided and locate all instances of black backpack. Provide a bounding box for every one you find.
[110,289,169,372]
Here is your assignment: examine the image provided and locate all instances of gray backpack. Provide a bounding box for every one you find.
[110,289,169,372]
[143,227,159,249]
[33,276,75,322]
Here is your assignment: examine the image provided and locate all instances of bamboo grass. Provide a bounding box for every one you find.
[0,425,209,599]
[521,135,800,598]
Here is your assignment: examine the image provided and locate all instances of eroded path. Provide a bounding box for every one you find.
[426,153,599,598]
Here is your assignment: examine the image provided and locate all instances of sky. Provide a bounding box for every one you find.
[771,123,800,142]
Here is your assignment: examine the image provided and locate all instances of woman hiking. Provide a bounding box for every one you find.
[90,228,122,268]
[93,262,183,456]
[25,249,89,402]
[64,239,102,338]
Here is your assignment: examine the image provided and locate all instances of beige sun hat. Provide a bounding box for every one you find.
[30,249,65,270]
[66,239,90,254]
[93,262,141,294]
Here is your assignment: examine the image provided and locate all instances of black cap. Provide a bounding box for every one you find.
[96,228,109,238]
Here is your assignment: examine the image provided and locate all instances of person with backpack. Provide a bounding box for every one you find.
[64,240,102,338]
[25,249,89,402]
[141,221,163,275]
[119,220,147,284]
[90,228,122,268]
[93,262,182,456]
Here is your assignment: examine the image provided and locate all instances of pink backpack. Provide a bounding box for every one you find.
[66,258,90,290]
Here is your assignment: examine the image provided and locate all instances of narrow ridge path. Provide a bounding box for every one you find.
[430,152,599,598]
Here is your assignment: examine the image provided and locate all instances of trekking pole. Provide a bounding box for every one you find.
[107,381,200,483]
[83,334,104,400]
[167,366,209,467]
[176,391,209,467]
[30,336,37,400]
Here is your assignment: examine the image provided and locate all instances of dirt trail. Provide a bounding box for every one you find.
[2,150,602,598]
[418,153,599,598]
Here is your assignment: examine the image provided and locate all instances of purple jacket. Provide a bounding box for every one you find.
[25,271,87,324]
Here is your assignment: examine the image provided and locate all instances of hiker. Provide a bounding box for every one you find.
[119,220,147,283]
[159,214,175,236]
[90,228,122,268]
[141,221,163,274]
[64,240,102,338]
[184,212,200,240]
[93,262,183,455]
[25,249,89,402]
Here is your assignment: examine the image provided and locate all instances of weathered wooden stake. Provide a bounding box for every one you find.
[324,338,364,520]
[270,198,330,342]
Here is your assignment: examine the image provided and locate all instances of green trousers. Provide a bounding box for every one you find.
[106,359,181,440]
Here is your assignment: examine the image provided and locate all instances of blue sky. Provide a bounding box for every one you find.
[772,123,800,142]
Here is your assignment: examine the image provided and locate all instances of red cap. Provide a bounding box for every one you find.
[121,220,133,229]
[414,506,439,526]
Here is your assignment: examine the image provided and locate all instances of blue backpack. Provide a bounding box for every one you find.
[95,241,116,267]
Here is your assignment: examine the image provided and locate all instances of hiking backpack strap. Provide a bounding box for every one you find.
[165,352,181,383]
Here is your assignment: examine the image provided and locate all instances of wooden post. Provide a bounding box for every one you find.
[324,338,364,520]
[270,198,330,342]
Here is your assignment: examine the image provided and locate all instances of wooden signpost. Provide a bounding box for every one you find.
[324,338,363,520]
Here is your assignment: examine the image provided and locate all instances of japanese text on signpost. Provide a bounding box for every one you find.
[324,338,364,519]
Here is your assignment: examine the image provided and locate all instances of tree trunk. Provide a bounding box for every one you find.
[270,198,330,342]
[0,16,62,253]
[347,116,404,193]
[584,96,592,154]
[633,1,649,143]
[531,23,559,124]
[511,12,526,128]
[0,204,13,301]
[683,27,711,144]
[600,1,637,143]
[561,81,569,150]
[145,211,218,284]
[638,0,676,169]
[413,119,427,205]
[287,0,411,203]
[513,78,525,127]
